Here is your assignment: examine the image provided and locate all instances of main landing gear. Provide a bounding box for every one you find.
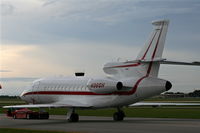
[67,107,125,122]
[113,107,125,121]
[67,108,79,122]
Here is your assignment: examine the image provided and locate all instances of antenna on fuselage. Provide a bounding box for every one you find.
[75,72,85,77]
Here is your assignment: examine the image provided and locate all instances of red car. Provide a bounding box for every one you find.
[6,108,49,119]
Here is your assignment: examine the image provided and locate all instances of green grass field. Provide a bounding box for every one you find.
[0,128,70,133]
[49,107,200,119]
[1,97,200,119]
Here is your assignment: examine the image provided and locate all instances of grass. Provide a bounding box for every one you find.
[0,128,71,133]
[78,107,200,119]
[1,97,200,119]
[0,99,26,114]
[3,105,200,119]
[144,97,200,102]
[124,107,200,119]
[21,107,200,119]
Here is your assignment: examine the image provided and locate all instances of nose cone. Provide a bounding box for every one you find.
[20,90,27,101]
[20,86,31,101]
[165,81,172,91]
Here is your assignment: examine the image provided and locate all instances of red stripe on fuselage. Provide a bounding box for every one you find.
[24,91,110,96]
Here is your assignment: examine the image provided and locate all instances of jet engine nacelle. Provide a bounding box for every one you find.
[137,77,172,99]
[139,77,172,91]
[87,78,123,94]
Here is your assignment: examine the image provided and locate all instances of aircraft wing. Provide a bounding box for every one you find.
[3,101,92,109]
[3,104,64,108]
[130,102,200,107]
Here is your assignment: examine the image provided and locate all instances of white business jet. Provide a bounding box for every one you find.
[4,20,200,122]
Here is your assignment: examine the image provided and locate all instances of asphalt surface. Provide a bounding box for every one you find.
[1,114,200,133]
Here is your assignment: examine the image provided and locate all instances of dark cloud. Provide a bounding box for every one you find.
[42,0,58,7]
[0,70,12,72]
[2,0,200,46]
[0,3,15,16]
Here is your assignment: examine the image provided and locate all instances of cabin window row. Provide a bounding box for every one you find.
[41,85,88,91]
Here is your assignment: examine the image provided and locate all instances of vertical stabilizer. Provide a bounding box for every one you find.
[136,20,169,61]
[103,20,169,78]
[137,20,169,77]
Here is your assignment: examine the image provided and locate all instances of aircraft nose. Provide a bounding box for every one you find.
[20,86,31,100]
[20,90,26,100]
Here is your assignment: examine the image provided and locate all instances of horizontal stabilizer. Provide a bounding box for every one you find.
[160,60,200,66]
[130,58,200,66]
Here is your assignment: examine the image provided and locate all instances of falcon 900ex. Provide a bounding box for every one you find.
[4,20,200,122]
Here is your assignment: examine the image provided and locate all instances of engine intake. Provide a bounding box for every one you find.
[116,82,123,90]
[165,81,172,91]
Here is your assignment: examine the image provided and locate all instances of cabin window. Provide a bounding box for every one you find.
[80,86,83,91]
[46,86,49,91]
[44,86,47,91]
[73,86,76,91]
[83,86,86,91]
[61,86,64,91]
[56,85,58,90]
[85,86,89,91]
[74,85,77,91]
[69,85,73,91]
[79,85,82,91]
[52,85,55,91]
[66,86,69,91]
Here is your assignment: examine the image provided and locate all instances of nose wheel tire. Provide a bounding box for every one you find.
[113,111,125,121]
[68,113,79,122]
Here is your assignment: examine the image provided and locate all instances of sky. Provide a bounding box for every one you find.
[0,0,200,95]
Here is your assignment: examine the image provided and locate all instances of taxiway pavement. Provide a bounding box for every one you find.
[1,114,200,133]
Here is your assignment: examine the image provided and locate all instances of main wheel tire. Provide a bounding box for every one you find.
[68,113,79,122]
[113,111,125,121]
